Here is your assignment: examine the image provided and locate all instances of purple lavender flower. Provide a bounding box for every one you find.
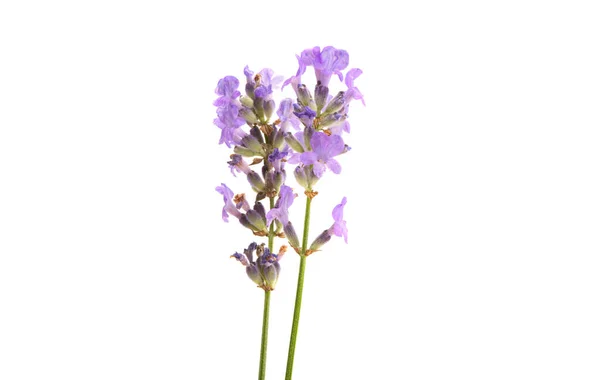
[266,185,300,248]
[299,132,345,177]
[343,68,365,106]
[227,154,265,192]
[213,76,246,147]
[243,66,283,122]
[308,197,348,251]
[329,197,348,243]
[284,46,349,89]
[301,46,349,87]
[282,56,306,96]
[266,185,295,226]
[244,66,283,99]
[277,99,301,132]
[214,76,241,105]
[215,183,242,222]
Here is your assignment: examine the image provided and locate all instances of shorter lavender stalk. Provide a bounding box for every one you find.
[284,194,312,380]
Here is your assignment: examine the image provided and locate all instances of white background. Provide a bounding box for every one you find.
[1,1,599,379]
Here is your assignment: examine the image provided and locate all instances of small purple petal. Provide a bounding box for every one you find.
[312,162,326,178]
[332,197,347,222]
[326,158,342,174]
[331,197,348,243]
[299,151,318,165]
[231,252,250,267]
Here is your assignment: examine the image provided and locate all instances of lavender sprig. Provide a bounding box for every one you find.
[213,45,362,380]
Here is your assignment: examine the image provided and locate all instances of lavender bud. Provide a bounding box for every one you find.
[245,82,255,99]
[239,107,259,124]
[264,99,276,121]
[234,145,257,157]
[240,95,254,108]
[250,126,264,144]
[241,134,263,154]
[303,126,314,150]
[254,98,265,120]
[246,209,267,231]
[247,171,265,192]
[261,262,280,290]
[319,113,345,128]
[239,214,260,232]
[272,128,285,149]
[273,170,285,192]
[296,84,314,107]
[315,84,329,114]
[323,91,345,115]
[284,221,300,249]
[253,202,267,225]
[309,230,332,251]
[285,132,304,153]
[246,265,263,286]
[294,166,309,189]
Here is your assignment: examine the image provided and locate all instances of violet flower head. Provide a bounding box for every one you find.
[299,131,346,178]
[213,76,246,147]
[300,46,349,87]
[282,55,307,95]
[277,98,301,132]
[215,183,242,222]
[329,197,348,243]
[214,76,241,105]
[308,197,348,252]
[343,68,365,106]
[266,185,295,226]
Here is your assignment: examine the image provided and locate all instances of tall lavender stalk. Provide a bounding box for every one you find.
[213,46,363,380]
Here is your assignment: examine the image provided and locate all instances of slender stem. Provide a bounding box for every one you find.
[258,289,270,380]
[258,196,276,380]
[285,194,313,380]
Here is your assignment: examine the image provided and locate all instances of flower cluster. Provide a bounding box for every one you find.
[230,243,285,291]
[214,46,362,289]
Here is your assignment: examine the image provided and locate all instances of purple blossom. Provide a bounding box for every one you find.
[329,197,348,243]
[282,55,306,95]
[299,132,345,177]
[213,75,246,147]
[300,46,349,87]
[215,183,242,222]
[308,197,348,251]
[214,76,241,106]
[343,68,365,106]
[284,46,349,90]
[214,102,245,147]
[266,185,295,226]
[277,98,301,132]
[244,66,283,100]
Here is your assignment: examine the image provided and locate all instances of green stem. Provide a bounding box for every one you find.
[258,196,275,380]
[285,194,313,380]
[258,289,270,380]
